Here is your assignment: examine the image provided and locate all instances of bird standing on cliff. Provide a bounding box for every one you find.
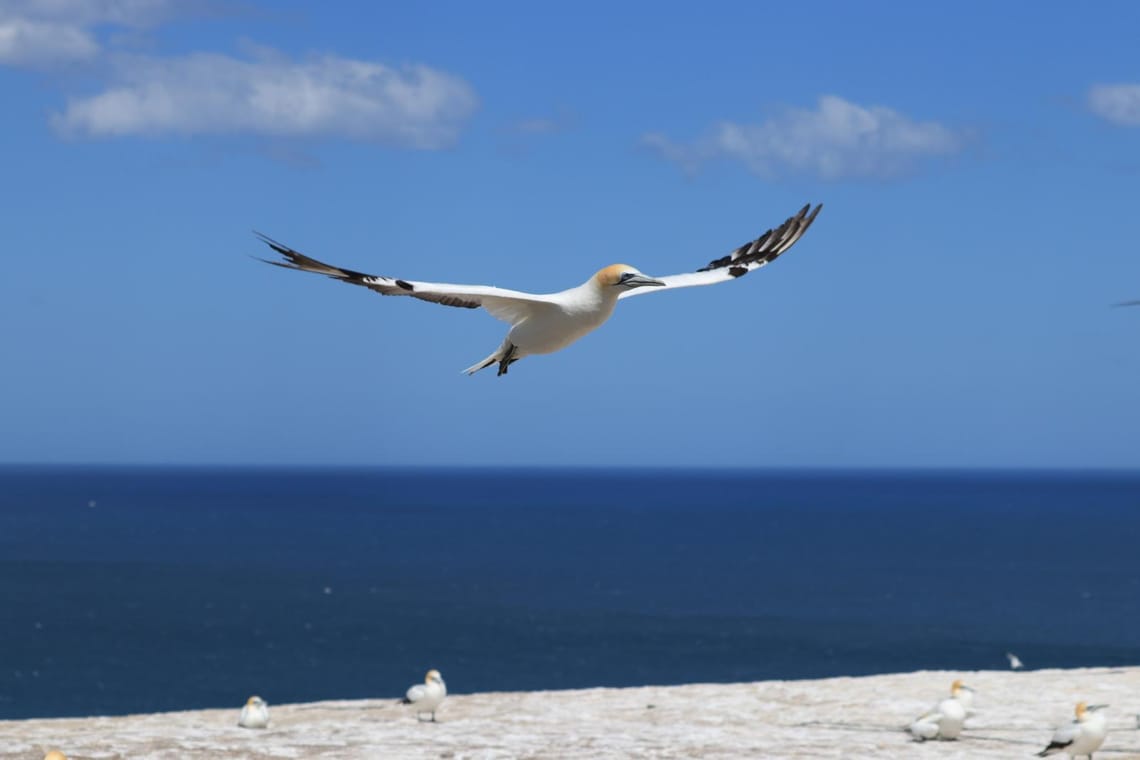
[907,680,975,741]
[401,669,446,722]
[1037,702,1108,759]
[238,695,270,729]
[257,204,821,376]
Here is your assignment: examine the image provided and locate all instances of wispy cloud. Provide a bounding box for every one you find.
[0,0,173,66]
[1,0,175,27]
[52,49,479,147]
[644,95,966,181]
[509,108,576,135]
[1088,83,1140,127]
[512,117,562,135]
[0,16,97,64]
[2,2,479,150]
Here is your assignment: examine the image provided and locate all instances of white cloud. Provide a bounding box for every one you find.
[644,95,965,181]
[0,0,174,65]
[1088,83,1140,127]
[0,16,97,64]
[1,0,174,26]
[52,50,479,148]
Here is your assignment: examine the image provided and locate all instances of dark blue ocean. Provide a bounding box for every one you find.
[2,467,1138,719]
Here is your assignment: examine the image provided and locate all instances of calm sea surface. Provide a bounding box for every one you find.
[1,467,1138,719]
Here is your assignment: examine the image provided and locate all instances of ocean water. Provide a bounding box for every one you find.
[1,466,1138,719]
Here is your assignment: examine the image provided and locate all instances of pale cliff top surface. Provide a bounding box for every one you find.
[4,667,1140,759]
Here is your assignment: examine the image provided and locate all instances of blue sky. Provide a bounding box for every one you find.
[2,0,1138,468]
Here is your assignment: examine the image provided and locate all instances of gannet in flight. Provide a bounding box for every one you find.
[257,203,821,376]
[907,680,973,741]
[401,668,446,722]
[1037,702,1108,759]
[1006,651,1025,670]
[238,695,270,729]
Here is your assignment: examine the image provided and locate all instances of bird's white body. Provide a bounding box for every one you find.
[402,669,446,722]
[909,697,966,740]
[908,680,973,741]
[468,276,622,372]
[257,204,821,376]
[238,696,269,729]
[1038,703,1108,759]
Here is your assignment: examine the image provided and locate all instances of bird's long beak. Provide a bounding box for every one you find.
[1089,704,1109,710]
[624,274,666,288]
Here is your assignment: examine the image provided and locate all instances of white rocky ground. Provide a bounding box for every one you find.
[3,667,1140,759]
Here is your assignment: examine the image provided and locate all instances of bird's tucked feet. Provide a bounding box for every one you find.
[497,343,518,376]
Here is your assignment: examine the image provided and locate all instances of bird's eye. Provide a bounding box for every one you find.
[619,272,634,282]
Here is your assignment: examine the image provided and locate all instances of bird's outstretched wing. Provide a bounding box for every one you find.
[256,233,559,326]
[618,203,822,300]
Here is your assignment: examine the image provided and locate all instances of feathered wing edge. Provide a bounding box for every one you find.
[699,202,822,273]
[254,232,480,307]
[617,203,822,299]
[254,232,562,322]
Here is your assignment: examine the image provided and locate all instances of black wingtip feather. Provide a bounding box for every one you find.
[697,202,822,273]
[252,231,373,282]
[252,230,295,257]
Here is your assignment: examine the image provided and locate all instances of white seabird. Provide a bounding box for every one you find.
[1037,702,1108,759]
[401,668,446,722]
[907,679,973,741]
[1006,651,1025,670]
[238,695,270,729]
[257,203,821,376]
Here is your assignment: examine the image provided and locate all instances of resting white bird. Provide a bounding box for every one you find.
[1006,651,1025,670]
[238,695,269,728]
[1037,702,1108,759]
[257,203,821,376]
[907,680,974,741]
[401,668,446,722]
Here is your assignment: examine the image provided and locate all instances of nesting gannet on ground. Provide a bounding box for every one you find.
[1007,651,1025,670]
[257,203,821,376]
[401,669,446,722]
[907,680,973,741]
[238,695,269,729]
[1037,702,1108,759]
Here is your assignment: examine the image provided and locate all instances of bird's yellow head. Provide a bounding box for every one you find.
[950,679,963,695]
[1075,701,1087,718]
[426,669,442,683]
[246,696,264,706]
[594,264,636,286]
[592,264,665,290]
[43,752,67,760]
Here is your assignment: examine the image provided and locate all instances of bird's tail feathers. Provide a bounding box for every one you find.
[463,353,499,376]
